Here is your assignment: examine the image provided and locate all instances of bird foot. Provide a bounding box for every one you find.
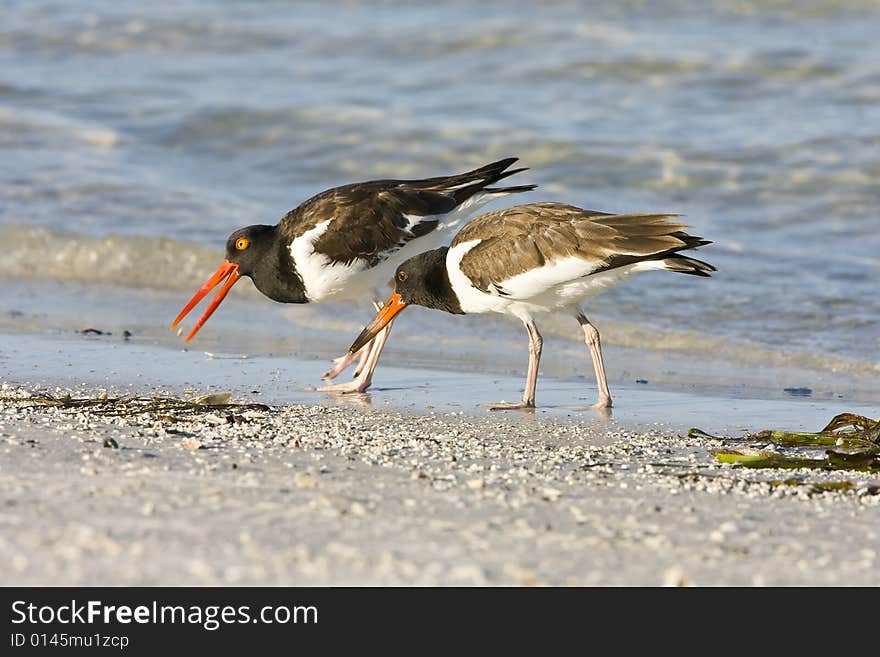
[322,351,361,381]
[591,397,612,409]
[486,400,535,411]
[318,379,372,394]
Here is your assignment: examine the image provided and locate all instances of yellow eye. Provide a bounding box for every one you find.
[397,270,408,282]
[235,238,249,251]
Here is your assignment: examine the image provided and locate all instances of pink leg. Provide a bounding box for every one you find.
[352,340,371,378]
[576,312,612,408]
[318,319,393,394]
[322,300,384,381]
[323,342,371,381]
[488,321,542,410]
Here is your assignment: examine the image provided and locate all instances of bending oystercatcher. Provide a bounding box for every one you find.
[171,158,535,392]
[348,202,715,409]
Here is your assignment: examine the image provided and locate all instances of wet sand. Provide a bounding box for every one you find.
[1,333,879,586]
[3,330,877,433]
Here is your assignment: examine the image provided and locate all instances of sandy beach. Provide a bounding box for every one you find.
[1,333,878,586]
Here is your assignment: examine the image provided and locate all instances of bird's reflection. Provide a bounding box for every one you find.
[323,390,373,409]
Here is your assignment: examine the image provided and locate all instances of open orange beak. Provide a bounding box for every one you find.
[349,293,408,354]
[170,260,241,342]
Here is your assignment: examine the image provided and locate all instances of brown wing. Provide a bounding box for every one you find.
[454,202,710,294]
[278,159,536,267]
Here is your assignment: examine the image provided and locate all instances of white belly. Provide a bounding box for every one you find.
[447,241,665,320]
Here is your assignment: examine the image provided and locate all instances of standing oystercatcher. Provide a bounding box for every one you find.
[171,158,535,392]
[348,202,714,408]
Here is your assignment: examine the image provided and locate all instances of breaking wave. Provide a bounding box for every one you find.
[0,224,226,292]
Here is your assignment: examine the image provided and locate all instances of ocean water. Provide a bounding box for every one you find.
[1,0,878,398]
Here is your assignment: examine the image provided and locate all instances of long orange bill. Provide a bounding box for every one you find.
[170,260,241,342]
[349,293,408,354]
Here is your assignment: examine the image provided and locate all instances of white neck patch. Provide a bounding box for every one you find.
[445,239,508,314]
[289,219,369,302]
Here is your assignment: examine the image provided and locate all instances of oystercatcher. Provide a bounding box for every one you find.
[171,158,535,392]
[348,202,714,408]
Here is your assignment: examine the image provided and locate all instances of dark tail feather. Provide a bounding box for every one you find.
[670,232,712,250]
[483,183,538,195]
[409,157,535,203]
[450,167,535,203]
[486,166,529,184]
[662,254,716,277]
[410,157,517,189]
[449,157,521,185]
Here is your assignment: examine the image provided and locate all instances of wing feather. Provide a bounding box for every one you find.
[278,159,534,266]
[456,202,709,296]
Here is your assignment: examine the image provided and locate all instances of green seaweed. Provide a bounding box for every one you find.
[829,437,879,456]
[670,470,878,494]
[697,411,880,472]
[688,428,722,440]
[713,448,880,472]
[712,449,828,470]
[710,410,880,472]
[767,479,858,493]
[695,412,880,450]
[0,393,270,418]
[820,413,878,434]
[825,450,880,471]
[747,430,839,447]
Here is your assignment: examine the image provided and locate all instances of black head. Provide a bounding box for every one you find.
[223,224,306,304]
[171,223,306,343]
[347,247,462,354]
[393,247,462,315]
[224,225,276,277]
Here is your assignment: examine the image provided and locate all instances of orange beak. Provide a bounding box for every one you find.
[349,293,408,354]
[170,260,241,342]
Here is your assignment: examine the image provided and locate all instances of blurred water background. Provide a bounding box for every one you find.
[1,0,878,399]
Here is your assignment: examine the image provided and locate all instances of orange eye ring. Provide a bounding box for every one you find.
[397,270,408,282]
[235,237,249,251]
